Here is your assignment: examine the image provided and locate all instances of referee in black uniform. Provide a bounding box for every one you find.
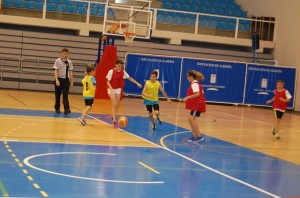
[53,48,74,114]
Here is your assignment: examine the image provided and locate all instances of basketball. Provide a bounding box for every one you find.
[118,116,128,128]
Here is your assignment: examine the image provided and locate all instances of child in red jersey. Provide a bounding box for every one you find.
[266,80,292,139]
[182,70,206,142]
[106,60,142,128]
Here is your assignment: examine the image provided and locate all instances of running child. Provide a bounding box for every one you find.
[106,59,142,128]
[78,65,96,126]
[182,70,206,142]
[142,70,171,130]
[266,80,292,139]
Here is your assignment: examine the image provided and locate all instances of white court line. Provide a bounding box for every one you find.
[23,152,164,184]
[88,115,280,198]
[0,139,158,148]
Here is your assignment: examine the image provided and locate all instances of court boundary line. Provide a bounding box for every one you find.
[0,179,9,197]
[0,139,158,148]
[23,152,164,184]
[88,114,281,198]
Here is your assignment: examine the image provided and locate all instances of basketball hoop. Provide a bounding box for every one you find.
[123,32,136,43]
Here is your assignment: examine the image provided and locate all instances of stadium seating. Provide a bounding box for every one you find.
[157,0,250,32]
[3,0,104,16]
[2,0,251,32]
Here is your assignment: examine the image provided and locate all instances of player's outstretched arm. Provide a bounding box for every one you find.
[159,84,171,103]
[128,77,142,88]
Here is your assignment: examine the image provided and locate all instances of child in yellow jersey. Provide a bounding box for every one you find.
[142,70,171,130]
[77,66,96,126]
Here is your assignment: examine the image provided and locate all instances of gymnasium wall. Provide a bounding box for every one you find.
[236,0,300,111]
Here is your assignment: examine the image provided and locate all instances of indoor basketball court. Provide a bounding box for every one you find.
[0,0,300,198]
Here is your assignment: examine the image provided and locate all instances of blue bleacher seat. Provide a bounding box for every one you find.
[4,0,13,7]
[64,0,74,5]
[215,8,223,15]
[223,9,231,16]
[206,7,214,14]
[157,15,164,22]
[225,4,234,9]
[187,18,196,26]
[189,5,197,12]
[66,5,76,13]
[24,1,35,9]
[168,11,176,17]
[35,2,44,10]
[207,21,217,29]
[77,6,87,15]
[157,10,167,15]
[233,4,241,10]
[171,3,180,10]
[217,21,226,30]
[209,2,218,8]
[46,3,56,11]
[162,15,172,23]
[56,4,65,12]
[97,9,105,16]
[227,0,234,3]
[49,0,63,3]
[74,1,84,7]
[180,17,189,25]
[90,8,97,16]
[162,2,172,9]
[197,6,206,13]
[14,0,24,8]
[228,18,236,23]
[239,11,247,18]
[172,17,182,24]
[199,20,208,28]
[239,24,250,32]
[218,2,226,9]
[199,1,209,7]
[176,12,185,17]
[231,10,238,17]
[181,4,190,11]
[192,0,199,5]
[226,22,236,31]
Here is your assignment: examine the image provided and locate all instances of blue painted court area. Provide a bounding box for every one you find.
[1,108,300,198]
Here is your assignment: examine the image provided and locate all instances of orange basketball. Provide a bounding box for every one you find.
[118,116,128,128]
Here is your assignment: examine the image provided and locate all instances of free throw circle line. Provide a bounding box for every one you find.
[23,152,164,184]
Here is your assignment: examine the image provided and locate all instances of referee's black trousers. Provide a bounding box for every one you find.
[54,78,70,111]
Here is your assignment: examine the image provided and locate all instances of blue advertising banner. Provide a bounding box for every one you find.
[180,58,247,103]
[245,64,296,108]
[124,54,182,98]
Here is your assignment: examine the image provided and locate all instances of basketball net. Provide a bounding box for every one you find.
[123,32,136,43]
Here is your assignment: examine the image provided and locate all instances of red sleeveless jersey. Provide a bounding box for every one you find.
[273,89,288,111]
[186,81,206,112]
[110,69,124,89]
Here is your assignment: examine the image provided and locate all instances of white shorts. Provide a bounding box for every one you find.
[107,88,122,95]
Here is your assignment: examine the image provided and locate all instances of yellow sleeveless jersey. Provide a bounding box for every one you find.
[142,80,160,102]
[82,75,96,98]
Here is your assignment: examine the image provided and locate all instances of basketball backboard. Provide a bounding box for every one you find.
[103,0,153,39]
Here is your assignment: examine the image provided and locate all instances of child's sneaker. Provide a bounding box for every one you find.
[77,117,86,126]
[112,122,118,128]
[274,131,280,139]
[157,117,162,125]
[193,135,205,142]
[187,136,195,142]
[152,124,156,131]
